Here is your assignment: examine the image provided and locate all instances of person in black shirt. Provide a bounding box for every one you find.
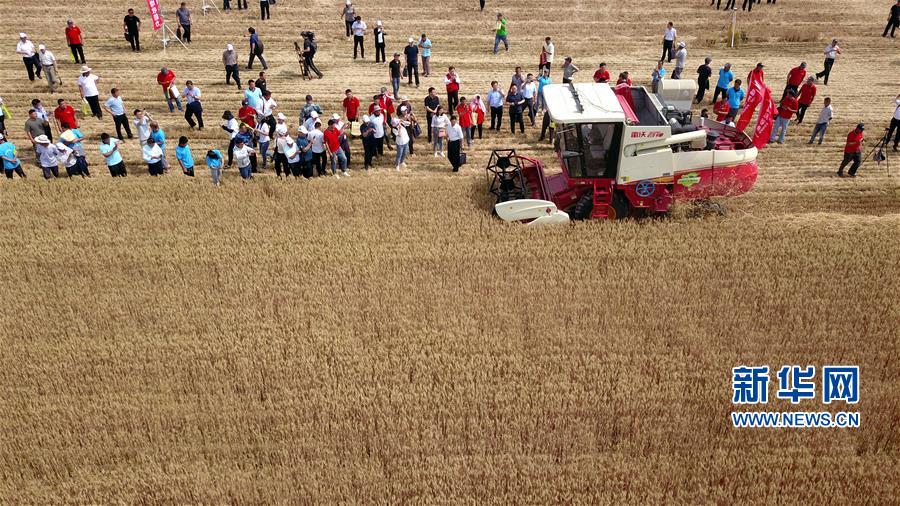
[389,53,402,98]
[506,85,525,134]
[373,20,386,62]
[301,32,323,79]
[123,9,141,51]
[423,87,440,142]
[884,0,900,37]
[695,57,712,104]
[403,38,419,87]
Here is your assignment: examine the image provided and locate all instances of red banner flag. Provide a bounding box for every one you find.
[147,0,163,30]
[736,75,766,132]
[751,86,777,150]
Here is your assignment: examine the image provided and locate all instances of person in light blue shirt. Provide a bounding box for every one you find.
[651,60,666,94]
[0,135,26,179]
[103,88,133,140]
[99,133,126,176]
[419,34,432,76]
[175,135,195,176]
[714,63,733,104]
[726,80,745,113]
[243,79,263,110]
[149,122,168,170]
[205,149,223,186]
[486,81,505,131]
[536,69,552,111]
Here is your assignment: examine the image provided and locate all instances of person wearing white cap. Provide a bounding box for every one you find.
[308,119,326,176]
[340,0,355,39]
[392,116,410,171]
[37,45,61,93]
[373,20,386,63]
[304,110,319,134]
[15,33,41,82]
[351,16,366,59]
[223,44,241,89]
[672,41,687,80]
[272,113,289,176]
[404,38,420,87]
[251,112,272,172]
[0,134,26,179]
[33,135,60,179]
[295,125,313,178]
[77,66,103,119]
[282,130,300,176]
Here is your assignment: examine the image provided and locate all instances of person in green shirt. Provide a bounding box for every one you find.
[492,13,508,54]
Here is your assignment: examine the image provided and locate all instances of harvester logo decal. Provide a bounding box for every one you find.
[677,172,701,188]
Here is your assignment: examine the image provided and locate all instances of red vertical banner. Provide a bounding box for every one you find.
[751,86,776,150]
[736,76,765,132]
[147,0,163,30]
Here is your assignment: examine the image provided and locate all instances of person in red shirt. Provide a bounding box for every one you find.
[783,61,807,99]
[456,97,473,147]
[238,100,257,128]
[156,67,183,112]
[746,62,765,87]
[65,19,86,64]
[713,98,730,121]
[323,119,348,177]
[592,63,611,83]
[53,98,78,133]
[471,94,486,139]
[838,123,865,177]
[444,66,461,111]
[342,88,361,132]
[769,90,799,144]
[615,71,632,86]
[795,77,817,123]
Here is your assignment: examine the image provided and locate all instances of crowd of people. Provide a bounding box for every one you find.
[2,3,898,184]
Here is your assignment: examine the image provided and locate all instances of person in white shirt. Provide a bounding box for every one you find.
[55,141,80,177]
[393,116,410,170]
[370,106,386,155]
[814,39,842,86]
[886,94,900,152]
[232,137,255,180]
[259,90,277,133]
[351,16,366,59]
[133,110,152,146]
[446,114,464,172]
[77,66,102,119]
[662,22,677,63]
[808,97,833,146]
[181,80,203,129]
[521,74,537,126]
[307,121,326,176]
[142,137,165,176]
[16,33,41,81]
[672,42,687,80]
[254,119,271,172]
[540,37,554,74]
[37,45,61,92]
[303,110,320,134]
[430,107,449,156]
[220,110,240,166]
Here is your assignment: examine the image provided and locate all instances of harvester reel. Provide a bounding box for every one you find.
[486,149,528,204]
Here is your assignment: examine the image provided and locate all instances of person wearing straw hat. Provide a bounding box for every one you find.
[223,44,241,89]
[0,134,26,179]
[373,20,386,63]
[65,20,86,64]
[37,45,61,92]
[76,66,102,119]
[142,137,165,176]
[33,135,60,179]
[16,33,41,82]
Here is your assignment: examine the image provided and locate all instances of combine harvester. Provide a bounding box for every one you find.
[488,80,759,224]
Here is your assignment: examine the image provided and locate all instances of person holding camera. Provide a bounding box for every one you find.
[301,32,323,79]
[887,94,900,152]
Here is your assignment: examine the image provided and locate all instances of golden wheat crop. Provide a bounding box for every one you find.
[0,0,898,503]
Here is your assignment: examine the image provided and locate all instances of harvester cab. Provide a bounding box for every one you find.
[489,80,759,223]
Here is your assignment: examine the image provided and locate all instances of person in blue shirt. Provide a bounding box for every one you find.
[296,126,313,177]
[103,88,133,140]
[403,38,419,87]
[726,79,745,114]
[486,81,505,131]
[243,80,263,110]
[61,123,91,177]
[651,60,666,94]
[419,34,432,77]
[247,27,268,70]
[536,69,552,112]
[205,149,223,186]
[175,136,195,176]
[713,63,733,105]
[0,134,26,179]
[98,133,127,177]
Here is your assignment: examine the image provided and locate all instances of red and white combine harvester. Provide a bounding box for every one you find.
[488,81,759,223]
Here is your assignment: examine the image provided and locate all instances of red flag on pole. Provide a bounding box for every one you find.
[147,0,164,30]
[751,86,777,150]
[736,74,765,132]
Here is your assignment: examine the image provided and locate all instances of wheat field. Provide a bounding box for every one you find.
[1,0,899,503]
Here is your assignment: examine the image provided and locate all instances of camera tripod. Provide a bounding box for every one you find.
[861,127,891,175]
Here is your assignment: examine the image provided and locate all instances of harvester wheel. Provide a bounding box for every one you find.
[568,192,594,220]
[608,192,630,220]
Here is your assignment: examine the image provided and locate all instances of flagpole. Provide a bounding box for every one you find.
[731,9,737,48]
